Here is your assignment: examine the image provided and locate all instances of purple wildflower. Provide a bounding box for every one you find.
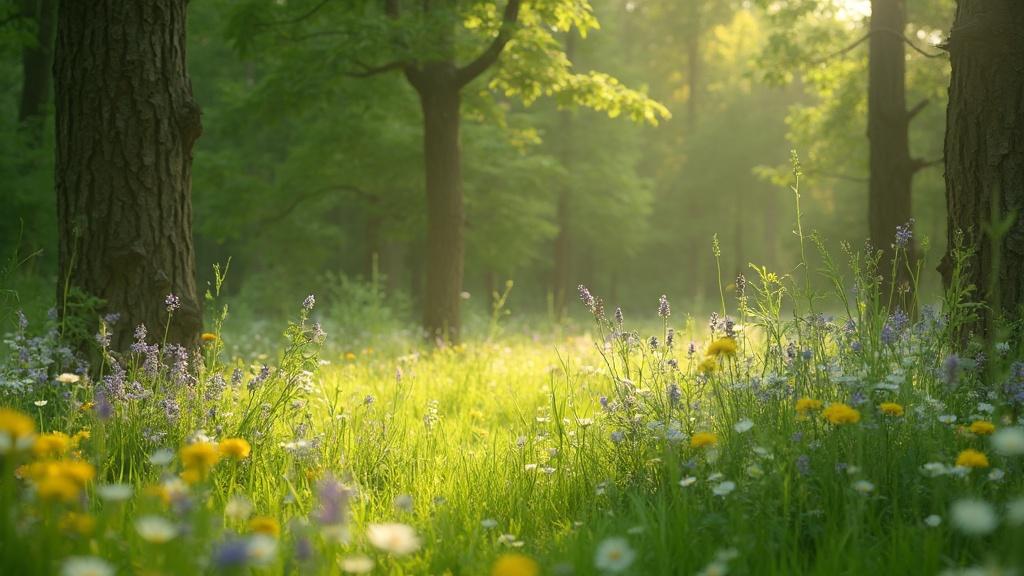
[302,294,316,311]
[577,285,594,310]
[894,219,914,247]
[164,294,181,313]
[658,294,671,319]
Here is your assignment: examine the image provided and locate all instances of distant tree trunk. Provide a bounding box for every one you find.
[55,1,202,350]
[411,65,465,341]
[552,31,575,321]
[868,0,916,288]
[941,0,1024,335]
[17,0,56,138]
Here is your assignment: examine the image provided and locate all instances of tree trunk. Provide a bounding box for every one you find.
[415,66,464,342]
[17,0,56,138]
[55,1,202,350]
[868,0,916,288]
[941,0,1024,335]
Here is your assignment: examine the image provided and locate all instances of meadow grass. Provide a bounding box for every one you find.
[2,191,1024,575]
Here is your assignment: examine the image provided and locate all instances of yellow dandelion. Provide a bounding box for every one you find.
[795,397,823,415]
[60,512,97,536]
[180,468,202,485]
[492,553,541,576]
[956,448,989,468]
[822,403,861,425]
[344,352,357,361]
[248,516,280,537]
[219,438,251,460]
[690,432,719,449]
[201,332,219,343]
[33,432,71,458]
[879,402,904,417]
[698,357,718,374]
[968,420,995,436]
[36,475,80,503]
[0,407,35,439]
[705,338,738,357]
[180,442,220,472]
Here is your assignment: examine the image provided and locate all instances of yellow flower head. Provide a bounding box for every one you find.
[219,438,251,460]
[180,442,220,472]
[248,516,280,537]
[698,357,718,375]
[180,468,202,485]
[968,420,995,436]
[0,407,35,439]
[705,338,738,358]
[36,475,81,503]
[879,402,904,417]
[33,432,71,458]
[955,448,989,468]
[822,403,861,425]
[60,512,97,536]
[345,352,357,361]
[201,332,219,343]
[690,432,719,449]
[492,553,541,576]
[795,398,823,415]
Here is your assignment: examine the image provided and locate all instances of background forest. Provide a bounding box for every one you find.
[1,0,954,340]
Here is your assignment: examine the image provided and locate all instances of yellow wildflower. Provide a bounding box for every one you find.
[879,402,904,417]
[956,448,989,468]
[180,468,202,485]
[698,357,718,374]
[60,512,97,536]
[705,338,738,357]
[492,553,541,576]
[36,475,80,503]
[795,398,822,415]
[219,438,251,460]
[968,420,995,436]
[0,407,35,439]
[201,332,219,342]
[345,352,357,361]
[180,442,220,472]
[33,432,71,458]
[822,403,861,425]
[248,516,280,537]
[690,432,719,449]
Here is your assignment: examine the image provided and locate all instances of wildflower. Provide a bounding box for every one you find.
[968,420,996,436]
[37,475,80,503]
[219,438,252,460]
[924,514,942,527]
[340,555,375,574]
[938,414,957,424]
[852,480,875,494]
[492,553,540,576]
[180,441,220,473]
[246,534,278,566]
[367,523,421,556]
[745,464,764,479]
[955,449,989,469]
[213,539,251,569]
[991,427,1024,456]
[302,294,316,310]
[879,402,904,417]
[894,219,914,247]
[60,512,96,536]
[988,468,1004,481]
[345,352,357,362]
[698,357,718,374]
[249,516,281,538]
[594,537,636,573]
[690,432,719,449]
[61,556,114,576]
[921,462,951,477]
[33,432,71,458]
[136,515,178,543]
[795,398,822,415]
[712,480,736,497]
[657,294,671,318]
[950,499,997,536]
[706,338,737,357]
[97,484,133,502]
[149,448,174,466]
[679,476,697,487]
[201,332,218,342]
[394,494,413,513]
[56,373,81,384]
[482,518,499,529]
[822,403,861,425]
[225,495,253,521]
[733,419,754,433]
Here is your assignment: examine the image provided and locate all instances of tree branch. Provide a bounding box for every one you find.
[346,59,408,78]
[455,0,522,86]
[912,157,943,173]
[254,185,370,230]
[810,32,871,66]
[907,98,930,122]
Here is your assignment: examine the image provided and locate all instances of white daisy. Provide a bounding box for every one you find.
[991,427,1024,456]
[924,514,942,527]
[61,556,114,576]
[950,499,998,536]
[135,515,178,543]
[733,419,753,433]
[712,480,736,497]
[594,537,636,573]
[367,523,420,556]
[339,555,375,574]
[97,484,133,502]
[679,476,697,488]
[56,373,81,384]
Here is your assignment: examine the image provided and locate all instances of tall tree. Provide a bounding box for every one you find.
[55,1,203,349]
[941,0,1024,334]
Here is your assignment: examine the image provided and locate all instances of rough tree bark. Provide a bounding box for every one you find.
[17,0,56,138]
[55,1,203,350]
[868,0,916,286]
[941,0,1024,334]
